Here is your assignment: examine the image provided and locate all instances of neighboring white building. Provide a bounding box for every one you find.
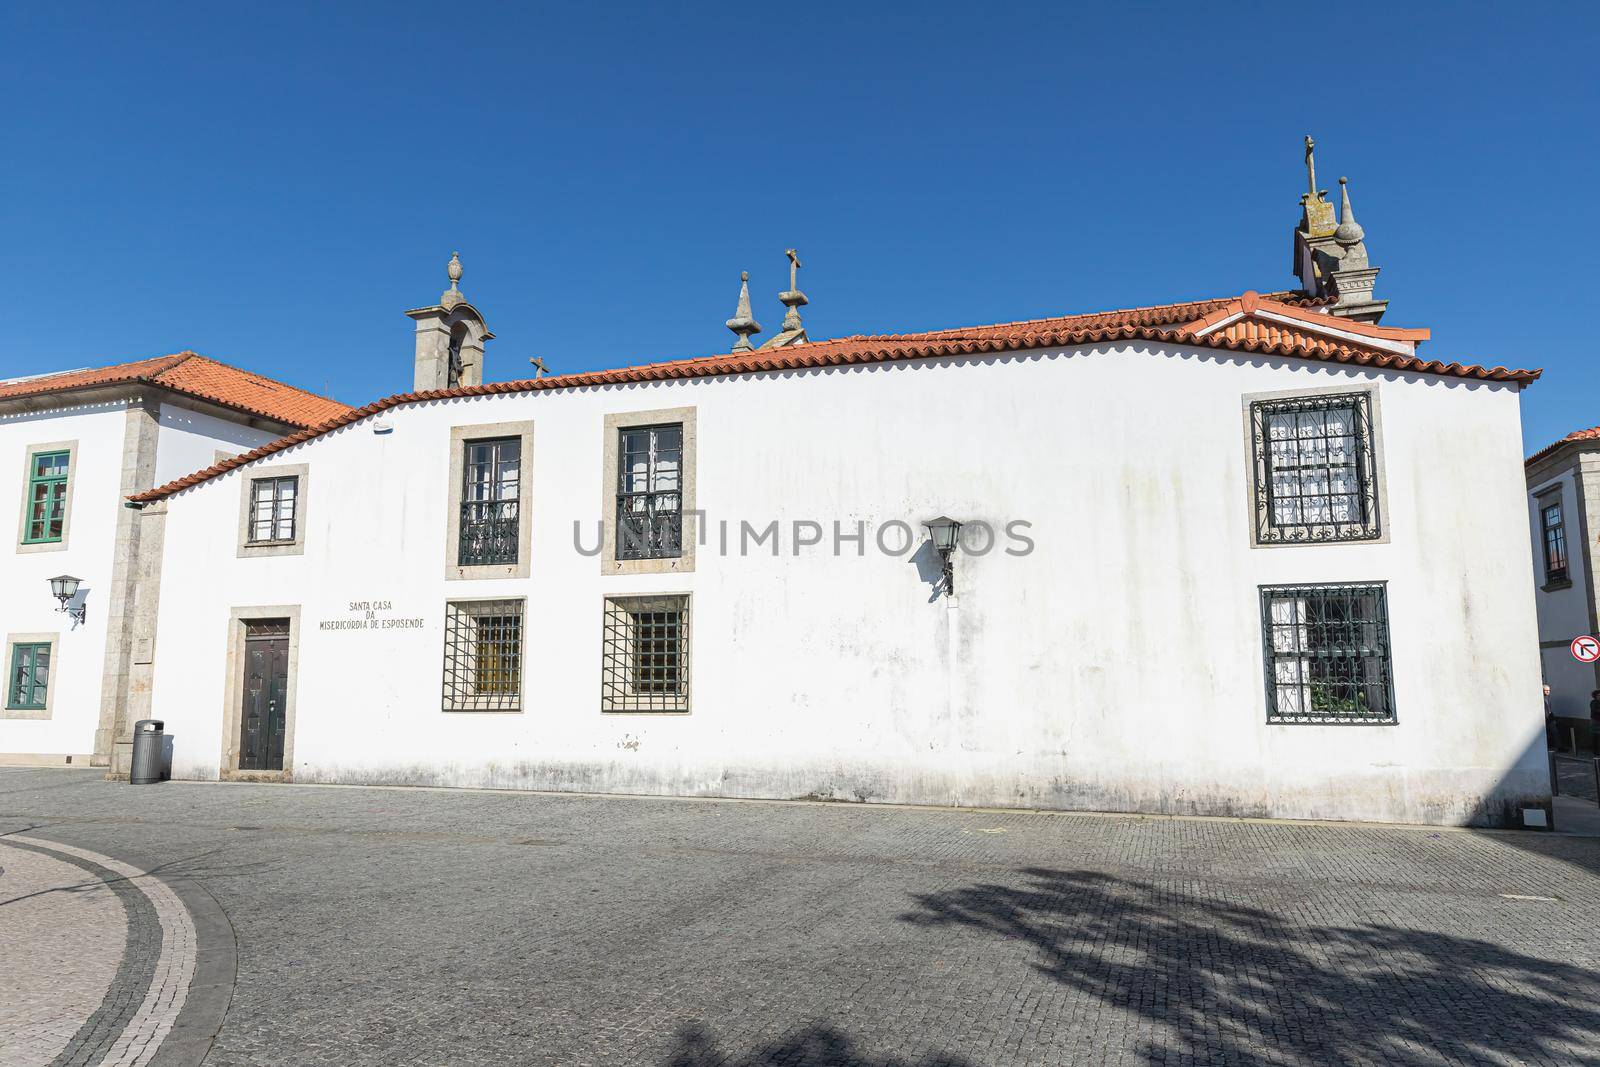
[108,151,1551,828]
[1525,425,1600,738]
[0,353,351,770]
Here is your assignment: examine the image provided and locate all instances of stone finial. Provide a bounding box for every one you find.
[759,248,809,349]
[1335,177,1365,248]
[441,251,465,309]
[725,271,762,353]
[1304,136,1318,199]
[1325,175,1383,322]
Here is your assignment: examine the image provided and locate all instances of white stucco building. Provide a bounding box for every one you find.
[1,148,1554,827]
[0,354,350,770]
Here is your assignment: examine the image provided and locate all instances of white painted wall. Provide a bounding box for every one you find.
[155,402,278,484]
[146,342,1549,825]
[0,401,128,759]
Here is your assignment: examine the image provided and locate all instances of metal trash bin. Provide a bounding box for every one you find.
[130,719,166,785]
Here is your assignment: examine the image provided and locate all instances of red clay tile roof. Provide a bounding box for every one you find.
[0,352,352,430]
[1527,426,1600,465]
[130,292,1540,504]
[891,289,1329,341]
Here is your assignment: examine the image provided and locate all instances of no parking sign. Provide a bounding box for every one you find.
[1571,635,1600,663]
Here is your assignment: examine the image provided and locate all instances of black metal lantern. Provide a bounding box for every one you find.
[48,574,86,626]
[922,516,964,596]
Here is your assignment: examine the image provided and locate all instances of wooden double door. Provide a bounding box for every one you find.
[240,619,290,771]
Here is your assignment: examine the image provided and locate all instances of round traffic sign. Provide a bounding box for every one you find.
[1572,636,1600,663]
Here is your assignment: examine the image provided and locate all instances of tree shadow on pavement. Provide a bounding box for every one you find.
[900,867,1600,1067]
[660,1023,978,1067]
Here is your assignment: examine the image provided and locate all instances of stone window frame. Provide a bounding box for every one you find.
[441,596,528,713]
[600,406,697,576]
[1536,486,1573,591]
[3,631,59,720]
[219,605,301,781]
[236,463,310,558]
[16,440,79,554]
[445,420,536,581]
[1240,383,1390,549]
[600,592,693,714]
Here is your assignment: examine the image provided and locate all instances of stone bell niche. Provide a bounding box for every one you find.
[408,252,495,391]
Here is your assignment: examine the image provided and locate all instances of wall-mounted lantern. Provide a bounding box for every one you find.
[922,516,964,597]
[48,574,86,627]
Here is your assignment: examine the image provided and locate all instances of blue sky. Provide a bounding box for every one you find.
[2,2,1594,453]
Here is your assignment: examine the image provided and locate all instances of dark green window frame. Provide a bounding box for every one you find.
[7,642,51,711]
[23,449,71,545]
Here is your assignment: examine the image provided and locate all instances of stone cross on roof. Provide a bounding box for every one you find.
[1299,135,1336,238]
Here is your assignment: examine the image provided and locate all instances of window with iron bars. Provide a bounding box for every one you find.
[1542,499,1569,583]
[459,437,521,567]
[1261,583,1395,724]
[601,595,689,712]
[442,599,524,711]
[246,476,299,544]
[616,424,682,560]
[1250,393,1381,544]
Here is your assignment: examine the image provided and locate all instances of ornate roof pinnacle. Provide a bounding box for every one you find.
[759,248,809,348]
[1335,177,1366,246]
[725,270,762,353]
[441,251,465,309]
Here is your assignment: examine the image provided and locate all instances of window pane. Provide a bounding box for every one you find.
[615,425,685,561]
[31,646,48,697]
[33,452,68,478]
[459,439,521,567]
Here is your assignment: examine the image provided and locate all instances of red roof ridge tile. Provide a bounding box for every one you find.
[827,289,1323,346]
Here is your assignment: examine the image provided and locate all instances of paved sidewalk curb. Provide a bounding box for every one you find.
[147,872,236,1067]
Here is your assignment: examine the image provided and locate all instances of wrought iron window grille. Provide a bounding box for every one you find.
[1260,583,1396,725]
[616,425,683,561]
[1542,500,1569,583]
[246,476,299,544]
[601,595,689,713]
[459,437,521,567]
[442,599,524,712]
[1250,393,1381,544]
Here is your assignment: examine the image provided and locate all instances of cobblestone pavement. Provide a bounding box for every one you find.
[0,840,126,1065]
[3,768,1600,1067]
[0,831,198,1067]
